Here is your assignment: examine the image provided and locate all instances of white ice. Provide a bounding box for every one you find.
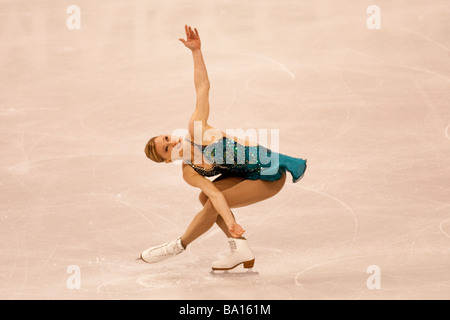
[0,0,449,299]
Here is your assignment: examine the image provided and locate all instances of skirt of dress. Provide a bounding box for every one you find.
[245,152,307,183]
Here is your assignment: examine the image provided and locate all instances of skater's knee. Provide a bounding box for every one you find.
[203,199,219,217]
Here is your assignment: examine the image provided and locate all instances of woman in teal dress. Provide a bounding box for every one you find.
[141,26,307,271]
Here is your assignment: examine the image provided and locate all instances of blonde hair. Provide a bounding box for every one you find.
[145,136,164,163]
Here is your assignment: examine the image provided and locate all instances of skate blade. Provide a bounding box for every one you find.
[211,258,255,271]
[210,269,259,276]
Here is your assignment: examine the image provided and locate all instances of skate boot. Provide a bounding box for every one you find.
[140,237,185,264]
[211,238,255,271]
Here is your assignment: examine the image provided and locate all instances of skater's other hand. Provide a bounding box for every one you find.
[229,222,245,238]
[179,25,201,51]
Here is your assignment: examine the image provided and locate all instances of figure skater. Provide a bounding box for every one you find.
[141,25,307,271]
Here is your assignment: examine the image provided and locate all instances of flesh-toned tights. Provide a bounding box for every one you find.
[180,171,286,247]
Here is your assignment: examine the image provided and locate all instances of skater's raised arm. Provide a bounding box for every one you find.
[179,25,210,128]
[183,167,245,238]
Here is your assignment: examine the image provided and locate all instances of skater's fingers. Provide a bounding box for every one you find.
[229,222,245,237]
[233,230,245,237]
[194,27,199,38]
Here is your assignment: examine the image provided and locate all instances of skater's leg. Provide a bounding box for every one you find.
[198,175,245,205]
[199,175,244,239]
[215,214,234,238]
[180,205,217,248]
[181,171,286,247]
[181,174,243,247]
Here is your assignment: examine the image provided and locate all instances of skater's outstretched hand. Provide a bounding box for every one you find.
[179,25,201,51]
[229,222,245,238]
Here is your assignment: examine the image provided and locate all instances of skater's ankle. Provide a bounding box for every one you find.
[180,238,188,249]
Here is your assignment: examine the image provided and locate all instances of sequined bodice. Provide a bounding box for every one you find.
[183,136,268,177]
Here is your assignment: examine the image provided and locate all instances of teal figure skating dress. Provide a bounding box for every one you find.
[183,137,307,183]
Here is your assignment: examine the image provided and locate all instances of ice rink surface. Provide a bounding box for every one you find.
[0,0,449,299]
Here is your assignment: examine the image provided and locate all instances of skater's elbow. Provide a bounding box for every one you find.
[183,169,222,200]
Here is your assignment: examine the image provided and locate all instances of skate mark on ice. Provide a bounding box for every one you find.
[439,219,450,239]
[414,80,439,128]
[118,198,183,232]
[387,22,450,53]
[236,52,296,98]
[330,68,366,142]
[407,225,434,262]
[5,173,46,201]
[210,269,259,277]
[135,266,202,289]
[251,246,283,253]
[294,253,388,286]
[388,64,450,83]
[96,276,144,295]
[116,197,156,229]
[343,16,450,53]
[173,192,198,226]
[244,192,300,238]
[295,185,358,241]
[8,153,112,172]
[235,52,296,80]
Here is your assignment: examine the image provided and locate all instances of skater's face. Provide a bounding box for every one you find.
[155,135,183,162]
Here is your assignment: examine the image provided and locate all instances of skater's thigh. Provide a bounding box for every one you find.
[199,175,246,205]
[207,171,287,209]
[212,174,246,190]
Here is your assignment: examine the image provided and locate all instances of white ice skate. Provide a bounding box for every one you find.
[211,238,255,272]
[140,237,185,264]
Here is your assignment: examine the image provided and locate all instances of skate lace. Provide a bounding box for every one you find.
[166,242,176,254]
[218,240,237,261]
[150,240,181,257]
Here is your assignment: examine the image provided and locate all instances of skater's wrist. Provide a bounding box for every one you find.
[225,220,236,229]
[227,221,246,237]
